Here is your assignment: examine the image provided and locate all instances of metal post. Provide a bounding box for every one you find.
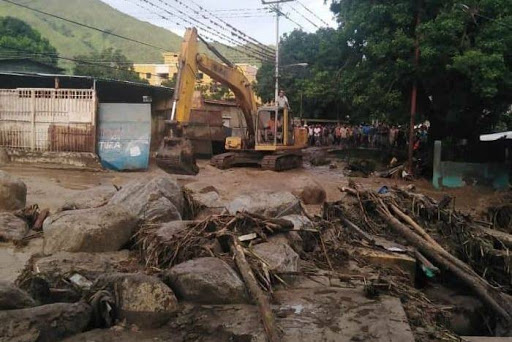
[262,0,295,104]
[275,4,280,104]
[408,1,421,173]
[300,91,303,121]
[31,90,36,151]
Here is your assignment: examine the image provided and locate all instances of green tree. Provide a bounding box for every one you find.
[73,47,147,83]
[329,0,512,137]
[0,16,58,66]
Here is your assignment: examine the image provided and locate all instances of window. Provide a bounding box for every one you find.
[146,73,152,79]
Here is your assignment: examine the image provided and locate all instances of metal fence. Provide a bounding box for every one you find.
[0,89,96,152]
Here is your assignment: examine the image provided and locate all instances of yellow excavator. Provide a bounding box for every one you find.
[156,28,308,174]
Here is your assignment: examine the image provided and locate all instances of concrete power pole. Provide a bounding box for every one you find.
[262,0,295,103]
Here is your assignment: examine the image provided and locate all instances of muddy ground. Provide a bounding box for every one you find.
[0,152,508,341]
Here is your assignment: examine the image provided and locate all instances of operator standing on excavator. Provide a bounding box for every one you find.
[276,90,290,109]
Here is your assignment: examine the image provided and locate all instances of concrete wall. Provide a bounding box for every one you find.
[433,140,510,189]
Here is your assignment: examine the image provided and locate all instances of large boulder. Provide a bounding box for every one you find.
[293,182,326,205]
[0,281,36,310]
[109,177,183,223]
[31,251,131,288]
[43,205,137,254]
[252,242,299,274]
[0,212,29,242]
[0,302,92,342]
[226,191,301,218]
[184,182,225,219]
[164,257,248,304]
[93,273,178,329]
[0,171,26,211]
[59,185,116,211]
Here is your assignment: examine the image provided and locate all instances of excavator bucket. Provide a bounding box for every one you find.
[156,136,199,175]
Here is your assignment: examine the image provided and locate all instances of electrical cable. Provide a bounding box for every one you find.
[0,0,170,52]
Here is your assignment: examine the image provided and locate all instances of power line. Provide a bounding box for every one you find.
[271,5,304,30]
[142,0,274,57]
[133,0,274,61]
[296,0,331,27]
[134,0,274,60]
[0,0,170,52]
[211,8,271,12]
[185,0,276,55]
[286,4,320,29]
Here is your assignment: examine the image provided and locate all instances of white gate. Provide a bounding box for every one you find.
[0,89,96,152]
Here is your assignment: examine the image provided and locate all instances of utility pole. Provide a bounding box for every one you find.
[408,0,421,174]
[262,0,295,103]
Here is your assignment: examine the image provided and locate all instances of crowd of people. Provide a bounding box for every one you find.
[304,123,429,150]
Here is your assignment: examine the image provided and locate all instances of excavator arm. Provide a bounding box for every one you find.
[172,28,257,139]
[156,27,259,175]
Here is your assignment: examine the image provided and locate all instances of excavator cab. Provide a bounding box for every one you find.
[255,106,294,148]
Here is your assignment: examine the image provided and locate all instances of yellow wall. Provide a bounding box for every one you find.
[134,53,259,97]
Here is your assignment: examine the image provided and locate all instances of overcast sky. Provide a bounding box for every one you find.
[100,0,338,45]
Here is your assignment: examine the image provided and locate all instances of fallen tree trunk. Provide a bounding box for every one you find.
[230,236,280,342]
[377,204,512,324]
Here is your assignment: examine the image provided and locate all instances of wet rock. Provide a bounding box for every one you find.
[184,181,218,195]
[93,273,178,328]
[0,171,26,211]
[164,257,248,304]
[32,251,131,287]
[43,205,137,254]
[0,302,92,342]
[293,182,327,205]
[184,182,225,218]
[253,242,299,273]
[226,191,301,218]
[109,177,183,223]
[60,185,116,211]
[280,214,314,231]
[310,153,329,166]
[0,281,36,310]
[268,231,304,255]
[0,212,29,242]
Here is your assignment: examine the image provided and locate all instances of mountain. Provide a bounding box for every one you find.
[0,0,183,69]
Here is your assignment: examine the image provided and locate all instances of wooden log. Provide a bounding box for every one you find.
[478,227,512,249]
[389,204,444,251]
[339,216,375,244]
[377,206,512,323]
[389,203,479,277]
[230,237,280,342]
[242,212,294,230]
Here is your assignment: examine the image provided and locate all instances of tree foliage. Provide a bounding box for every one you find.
[0,16,58,66]
[73,47,147,83]
[256,0,512,137]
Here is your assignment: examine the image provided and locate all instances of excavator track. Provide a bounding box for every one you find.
[261,153,303,171]
[210,152,237,170]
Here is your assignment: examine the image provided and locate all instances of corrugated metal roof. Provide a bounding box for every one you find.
[480,131,512,141]
[0,71,174,91]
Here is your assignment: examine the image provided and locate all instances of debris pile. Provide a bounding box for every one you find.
[2,170,512,341]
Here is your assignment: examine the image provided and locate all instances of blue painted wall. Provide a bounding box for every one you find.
[98,103,151,171]
[433,140,510,190]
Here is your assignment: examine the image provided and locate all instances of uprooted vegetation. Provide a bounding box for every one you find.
[5,171,512,342]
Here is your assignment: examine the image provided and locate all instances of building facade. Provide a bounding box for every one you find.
[133,53,258,95]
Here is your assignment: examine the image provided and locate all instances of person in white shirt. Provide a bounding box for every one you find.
[276,90,290,109]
